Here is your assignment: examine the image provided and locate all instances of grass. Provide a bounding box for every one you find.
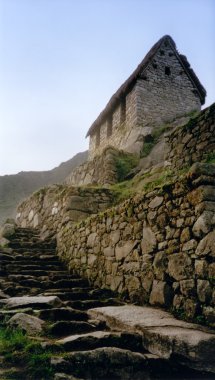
[110,167,180,205]
[114,151,139,182]
[0,326,56,379]
[140,124,171,158]
[203,151,215,164]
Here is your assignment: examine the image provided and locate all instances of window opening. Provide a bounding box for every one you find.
[165,66,171,76]
[120,98,126,124]
[96,128,100,147]
[107,115,113,138]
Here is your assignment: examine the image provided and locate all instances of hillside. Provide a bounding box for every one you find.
[0,151,88,224]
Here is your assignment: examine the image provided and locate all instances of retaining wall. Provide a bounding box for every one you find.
[16,163,215,326]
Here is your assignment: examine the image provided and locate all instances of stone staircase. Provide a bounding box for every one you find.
[0,227,213,379]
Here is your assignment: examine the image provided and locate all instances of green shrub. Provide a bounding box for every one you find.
[204,151,215,164]
[114,152,138,182]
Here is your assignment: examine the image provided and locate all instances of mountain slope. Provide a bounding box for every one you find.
[0,151,88,224]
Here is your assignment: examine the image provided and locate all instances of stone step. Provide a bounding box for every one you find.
[0,253,16,261]
[48,331,144,354]
[65,298,124,310]
[0,270,7,276]
[11,260,62,268]
[0,290,10,300]
[15,269,69,277]
[7,273,80,282]
[10,247,56,254]
[9,241,54,248]
[49,274,81,281]
[0,367,24,379]
[36,307,89,322]
[1,259,61,268]
[0,285,43,297]
[12,234,40,241]
[5,264,65,272]
[41,289,94,301]
[8,278,88,290]
[88,305,215,375]
[16,253,58,260]
[0,295,62,310]
[48,279,90,288]
[48,320,98,337]
[0,307,34,322]
[50,347,147,379]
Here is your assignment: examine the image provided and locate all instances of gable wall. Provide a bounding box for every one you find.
[136,40,201,129]
[88,41,202,160]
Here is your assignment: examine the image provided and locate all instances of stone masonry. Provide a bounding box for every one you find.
[66,103,214,187]
[16,163,215,327]
[166,103,215,170]
[86,35,205,160]
[16,185,113,238]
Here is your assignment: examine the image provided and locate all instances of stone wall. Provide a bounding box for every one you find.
[67,104,214,187]
[88,88,137,160]
[66,146,138,187]
[88,38,201,160]
[66,147,118,186]
[167,103,215,170]
[16,164,215,326]
[16,185,114,239]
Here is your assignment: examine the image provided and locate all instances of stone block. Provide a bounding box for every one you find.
[8,313,45,336]
[110,275,123,292]
[109,230,120,245]
[140,271,154,293]
[141,227,157,254]
[33,213,41,228]
[88,254,97,266]
[197,280,212,303]
[195,260,208,278]
[193,211,215,237]
[208,263,215,279]
[180,279,196,297]
[168,253,193,281]
[180,227,191,243]
[173,294,184,310]
[87,233,98,248]
[104,247,115,257]
[182,239,197,251]
[123,261,140,273]
[203,306,215,327]
[153,251,168,280]
[126,276,140,294]
[184,299,198,320]
[149,280,173,307]
[149,196,164,209]
[196,231,215,257]
[115,240,138,261]
[28,209,34,222]
[0,223,15,239]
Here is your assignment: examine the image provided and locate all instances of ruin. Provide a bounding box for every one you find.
[86,35,206,159]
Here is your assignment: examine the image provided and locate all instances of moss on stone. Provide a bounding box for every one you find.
[114,152,139,182]
[140,124,171,158]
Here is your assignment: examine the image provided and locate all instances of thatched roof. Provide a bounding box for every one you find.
[86,35,206,138]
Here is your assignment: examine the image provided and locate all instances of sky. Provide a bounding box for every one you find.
[0,0,214,175]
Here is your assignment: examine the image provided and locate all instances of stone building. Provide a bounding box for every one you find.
[86,35,206,160]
